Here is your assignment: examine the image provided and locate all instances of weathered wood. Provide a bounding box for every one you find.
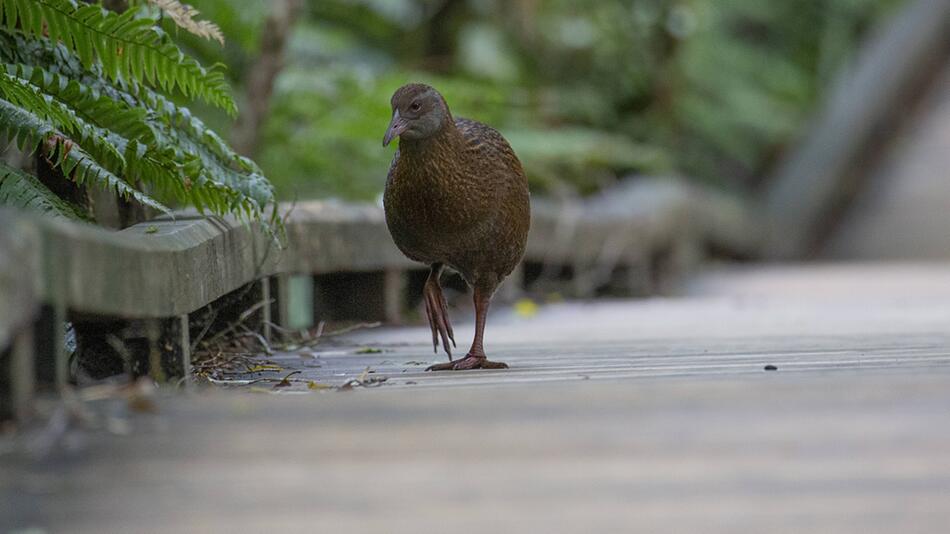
[529,177,760,296]
[0,213,41,352]
[40,215,280,318]
[764,0,950,258]
[0,214,41,419]
[4,264,950,532]
[0,175,758,413]
[259,279,272,341]
[383,269,406,324]
[275,274,314,330]
[3,176,757,324]
[9,372,950,533]
[178,314,192,391]
[8,328,34,421]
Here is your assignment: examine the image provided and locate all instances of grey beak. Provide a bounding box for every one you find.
[383,109,406,147]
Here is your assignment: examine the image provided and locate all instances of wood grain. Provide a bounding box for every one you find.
[3,263,950,532]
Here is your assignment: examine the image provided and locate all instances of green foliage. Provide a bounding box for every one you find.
[252,0,903,200]
[0,159,88,219]
[510,0,906,187]
[0,82,169,213]
[259,68,523,200]
[1,0,236,114]
[0,0,275,225]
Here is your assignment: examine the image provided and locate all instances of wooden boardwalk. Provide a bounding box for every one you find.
[4,263,950,533]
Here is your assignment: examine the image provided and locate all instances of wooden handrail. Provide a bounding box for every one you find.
[0,177,757,420]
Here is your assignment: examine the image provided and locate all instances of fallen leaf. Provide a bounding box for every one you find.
[273,370,302,388]
[356,347,383,354]
[357,367,371,382]
[247,364,282,373]
[514,298,539,318]
[308,381,331,390]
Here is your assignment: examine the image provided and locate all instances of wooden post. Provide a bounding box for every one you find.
[278,274,314,331]
[52,299,67,392]
[384,269,405,324]
[276,274,290,329]
[179,314,192,391]
[145,319,165,383]
[261,278,273,341]
[10,327,35,421]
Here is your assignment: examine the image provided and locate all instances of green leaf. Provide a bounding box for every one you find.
[0,160,88,220]
[0,0,237,114]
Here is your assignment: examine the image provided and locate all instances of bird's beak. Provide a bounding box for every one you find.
[383,109,407,147]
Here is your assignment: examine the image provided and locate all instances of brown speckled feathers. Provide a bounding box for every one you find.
[384,114,530,293]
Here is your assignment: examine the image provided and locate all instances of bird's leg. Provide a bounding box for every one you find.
[426,286,508,371]
[423,263,456,359]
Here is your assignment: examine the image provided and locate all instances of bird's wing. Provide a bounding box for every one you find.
[454,117,523,173]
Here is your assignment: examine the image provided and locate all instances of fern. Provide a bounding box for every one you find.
[0,70,125,169]
[142,0,224,44]
[3,34,254,170]
[0,2,276,229]
[7,62,272,212]
[0,97,171,214]
[1,0,237,115]
[0,160,88,219]
[5,64,156,143]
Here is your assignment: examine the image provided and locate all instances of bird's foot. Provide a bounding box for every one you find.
[425,355,509,372]
[423,278,456,358]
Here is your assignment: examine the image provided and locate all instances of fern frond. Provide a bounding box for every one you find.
[5,63,156,143]
[98,78,275,211]
[0,24,276,226]
[3,60,271,218]
[0,160,88,219]
[1,0,237,115]
[0,97,171,214]
[144,0,224,44]
[0,70,125,169]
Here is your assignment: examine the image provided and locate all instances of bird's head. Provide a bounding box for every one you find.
[383,83,450,147]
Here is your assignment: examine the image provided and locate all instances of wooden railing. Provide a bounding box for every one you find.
[0,177,758,420]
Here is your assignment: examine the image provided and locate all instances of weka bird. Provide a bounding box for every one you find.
[382,83,530,371]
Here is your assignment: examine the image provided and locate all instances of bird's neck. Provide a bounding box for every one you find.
[398,120,464,164]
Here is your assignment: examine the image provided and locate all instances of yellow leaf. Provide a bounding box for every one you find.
[514,298,538,318]
[247,364,282,373]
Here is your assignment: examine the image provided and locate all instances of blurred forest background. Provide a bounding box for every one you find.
[181,0,905,201]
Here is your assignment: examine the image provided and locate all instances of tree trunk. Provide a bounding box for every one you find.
[232,0,302,157]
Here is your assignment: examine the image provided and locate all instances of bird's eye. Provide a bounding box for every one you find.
[410,102,421,112]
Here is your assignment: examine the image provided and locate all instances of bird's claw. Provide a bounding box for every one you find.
[426,355,509,371]
[423,278,456,359]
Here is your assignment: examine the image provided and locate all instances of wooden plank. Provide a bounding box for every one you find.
[8,328,34,421]
[1,177,759,321]
[0,213,41,349]
[5,373,950,533]
[3,277,950,532]
[0,328,950,533]
[0,214,41,420]
[763,0,950,258]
